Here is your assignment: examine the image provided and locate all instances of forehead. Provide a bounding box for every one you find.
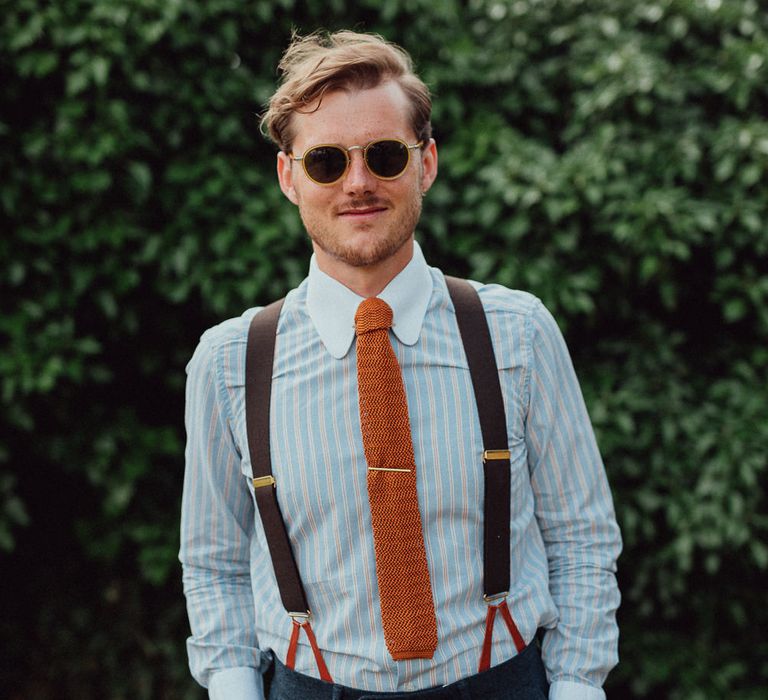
[290,81,413,150]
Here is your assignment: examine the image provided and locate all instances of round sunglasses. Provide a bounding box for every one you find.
[290,138,423,185]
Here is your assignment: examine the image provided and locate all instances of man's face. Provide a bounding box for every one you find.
[277,81,438,281]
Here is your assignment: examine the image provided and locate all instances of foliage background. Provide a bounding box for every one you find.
[2,0,767,697]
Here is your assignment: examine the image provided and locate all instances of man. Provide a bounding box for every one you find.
[180,30,621,700]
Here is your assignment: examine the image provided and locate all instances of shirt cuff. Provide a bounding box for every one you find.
[549,680,606,700]
[209,667,264,700]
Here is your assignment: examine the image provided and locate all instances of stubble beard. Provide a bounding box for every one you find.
[299,191,423,269]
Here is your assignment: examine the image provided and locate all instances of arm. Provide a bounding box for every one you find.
[180,328,266,700]
[525,300,622,700]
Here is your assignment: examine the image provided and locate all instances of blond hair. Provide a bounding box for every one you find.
[261,30,432,152]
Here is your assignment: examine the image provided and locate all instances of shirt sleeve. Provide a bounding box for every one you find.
[179,327,266,699]
[524,299,622,696]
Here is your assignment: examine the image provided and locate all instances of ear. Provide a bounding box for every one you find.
[277,151,299,205]
[419,138,438,194]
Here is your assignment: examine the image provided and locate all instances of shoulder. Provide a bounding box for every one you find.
[438,270,543,321]
[471,282,563,346]
[472,281,542,319]
[436,273,564,355]
[186,284,307,374]
[189,308,262,367]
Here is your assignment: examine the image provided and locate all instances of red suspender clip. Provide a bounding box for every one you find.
[478,594,526,673]
[285,612,333,683]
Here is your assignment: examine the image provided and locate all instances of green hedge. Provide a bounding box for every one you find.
[2,1,766,697]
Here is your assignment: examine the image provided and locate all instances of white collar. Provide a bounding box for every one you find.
[306,241,434,359]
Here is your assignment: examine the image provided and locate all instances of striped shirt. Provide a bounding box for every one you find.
[180,242,621,700]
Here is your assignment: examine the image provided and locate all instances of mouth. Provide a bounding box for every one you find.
[337,206,388,219]
[336,198,390,220]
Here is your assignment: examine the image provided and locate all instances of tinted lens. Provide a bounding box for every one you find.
[303,146,348,183]
[365,140,410,178]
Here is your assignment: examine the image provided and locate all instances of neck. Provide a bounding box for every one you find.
[313,239,414,298]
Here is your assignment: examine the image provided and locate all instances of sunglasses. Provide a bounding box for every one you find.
[290,138,423,185]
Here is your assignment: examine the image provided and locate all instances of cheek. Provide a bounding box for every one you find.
[399,175,424,202]
[294,185,333,212]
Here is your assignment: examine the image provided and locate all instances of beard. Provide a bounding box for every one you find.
[298,189,423,268]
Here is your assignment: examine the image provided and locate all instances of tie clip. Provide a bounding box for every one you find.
[368,467,412,472]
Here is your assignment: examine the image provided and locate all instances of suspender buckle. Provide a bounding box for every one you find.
[482,449,510,463]
[483,591,508,604]
[288,610,311,621]
[253,475,276,489]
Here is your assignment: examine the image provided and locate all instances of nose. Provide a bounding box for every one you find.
[342,148,377,195]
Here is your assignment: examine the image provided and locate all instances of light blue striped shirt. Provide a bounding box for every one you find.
[180,242,621,700]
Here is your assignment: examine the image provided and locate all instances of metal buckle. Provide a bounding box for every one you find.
[252,475,276,489]
[483,449,511,463]
[288,610,311,621]
[483,591,508,604]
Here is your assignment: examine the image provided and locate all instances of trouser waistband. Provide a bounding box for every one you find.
[266,641,549,700]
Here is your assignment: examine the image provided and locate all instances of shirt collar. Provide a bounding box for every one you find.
[306,241,434,359]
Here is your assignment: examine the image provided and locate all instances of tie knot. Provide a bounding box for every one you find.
[355,297,393,335]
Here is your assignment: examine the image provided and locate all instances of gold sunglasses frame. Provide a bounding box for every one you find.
[289,138,423,186]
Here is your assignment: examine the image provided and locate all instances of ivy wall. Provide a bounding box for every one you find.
[2,1,767,697]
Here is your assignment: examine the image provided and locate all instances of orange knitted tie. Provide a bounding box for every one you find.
[354,297,438,661]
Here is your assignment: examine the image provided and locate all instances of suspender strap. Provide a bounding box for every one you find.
[478,599,526,672]
[245,298,310,616]
[445,276,511,599]
[286,618,333,682]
